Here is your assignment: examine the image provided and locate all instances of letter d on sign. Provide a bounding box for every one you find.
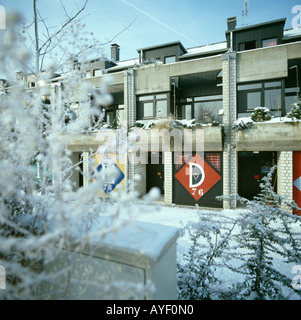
[0,265,5,290]
[189,162,205,188]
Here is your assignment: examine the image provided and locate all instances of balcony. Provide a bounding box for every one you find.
[235,120,301,151]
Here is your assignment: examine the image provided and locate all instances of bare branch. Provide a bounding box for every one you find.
[73,17,137,59]
[101,17,137,46]
[38,0,88,56]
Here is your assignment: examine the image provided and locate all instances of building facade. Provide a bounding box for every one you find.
[6,17,301,213]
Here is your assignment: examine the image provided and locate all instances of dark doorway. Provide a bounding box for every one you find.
[238,151,276,200]
[146,152,164,195]
[173,152,223,208]
[79,153,84,188]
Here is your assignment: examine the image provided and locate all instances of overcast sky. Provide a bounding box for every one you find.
[1,0,299,62]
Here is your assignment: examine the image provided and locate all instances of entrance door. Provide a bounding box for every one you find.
[173,152,223,208]
[146,152,164,195]
[238,152,276,200]
[293,151,301,215]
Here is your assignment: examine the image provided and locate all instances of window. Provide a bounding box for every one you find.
[179,96,222,122]
[94,69,102,77]
[247,92,261,111]
[106,110,114,124]
[165,56,176,64]
[138,94,168,120]
[194,100,223,123]
[239,40,256,51]
[238,81,282,114]
[262,38,277,48]
[181,105,192,120]
[144,102,154,118]
[156,100,168,117]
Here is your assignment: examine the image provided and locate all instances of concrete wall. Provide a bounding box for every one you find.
[135,55,222,95]
[69,152,81,190]
[236,122,301,151]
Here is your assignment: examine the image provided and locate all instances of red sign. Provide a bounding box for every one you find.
[293,151,301,216]
[175,154,221,201]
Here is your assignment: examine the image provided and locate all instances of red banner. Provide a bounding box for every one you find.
[293,151,301,216]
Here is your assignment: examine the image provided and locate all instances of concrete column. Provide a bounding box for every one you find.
[124,69,136,128]
[83,151,90,188]
[126,152,147,197]
[164,152,173,205]
[222,52,238,210]
[277,151,293,213]
[123,69,136,186]
[134,163,147,197]
[69,152,80,190]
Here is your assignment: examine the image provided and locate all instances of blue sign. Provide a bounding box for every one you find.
[93,157,125,195]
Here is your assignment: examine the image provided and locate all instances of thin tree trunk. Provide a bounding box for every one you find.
[33,0,39,75]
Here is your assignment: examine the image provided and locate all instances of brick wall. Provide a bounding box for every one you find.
[83,151,90,188]
[69,152,80,190]
[277,151,293,213]
[123,69,136,128]
[222,52,238,209]
[164,152,173,205]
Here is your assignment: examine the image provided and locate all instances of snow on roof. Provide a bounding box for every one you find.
[181,41,227,58]
[284,28,301,39]
[108,58,139,72]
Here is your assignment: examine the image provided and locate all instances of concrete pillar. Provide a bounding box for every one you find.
[164,152,173,205]
[123,69,136,128]
[134,163,147,197]
[83,151,90,188]
[222,52,238,209]
[277,151,293,213]
[123,69,136,187]
[69,152,80,190]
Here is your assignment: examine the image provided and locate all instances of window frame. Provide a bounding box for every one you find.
[179,95,223,121]
[262,38,278,48]
[138,93,169,120]
[164,56,176,64]
[237,80,283,114]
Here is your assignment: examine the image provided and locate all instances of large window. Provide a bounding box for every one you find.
[237,81,282,114]
[137,94,168,119]
[179,96,223,123]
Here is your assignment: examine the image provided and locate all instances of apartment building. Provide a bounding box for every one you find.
[7,16,301,213]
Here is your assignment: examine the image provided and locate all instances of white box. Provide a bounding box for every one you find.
[39,219,179,300]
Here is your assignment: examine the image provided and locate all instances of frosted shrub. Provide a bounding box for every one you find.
[177,211,237,300]
[223,167,301,300]
[0,13,147,300]
[179,167,301,300]
[287,100,301,120]
[232,117,254,131]
[251,107,272,122]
